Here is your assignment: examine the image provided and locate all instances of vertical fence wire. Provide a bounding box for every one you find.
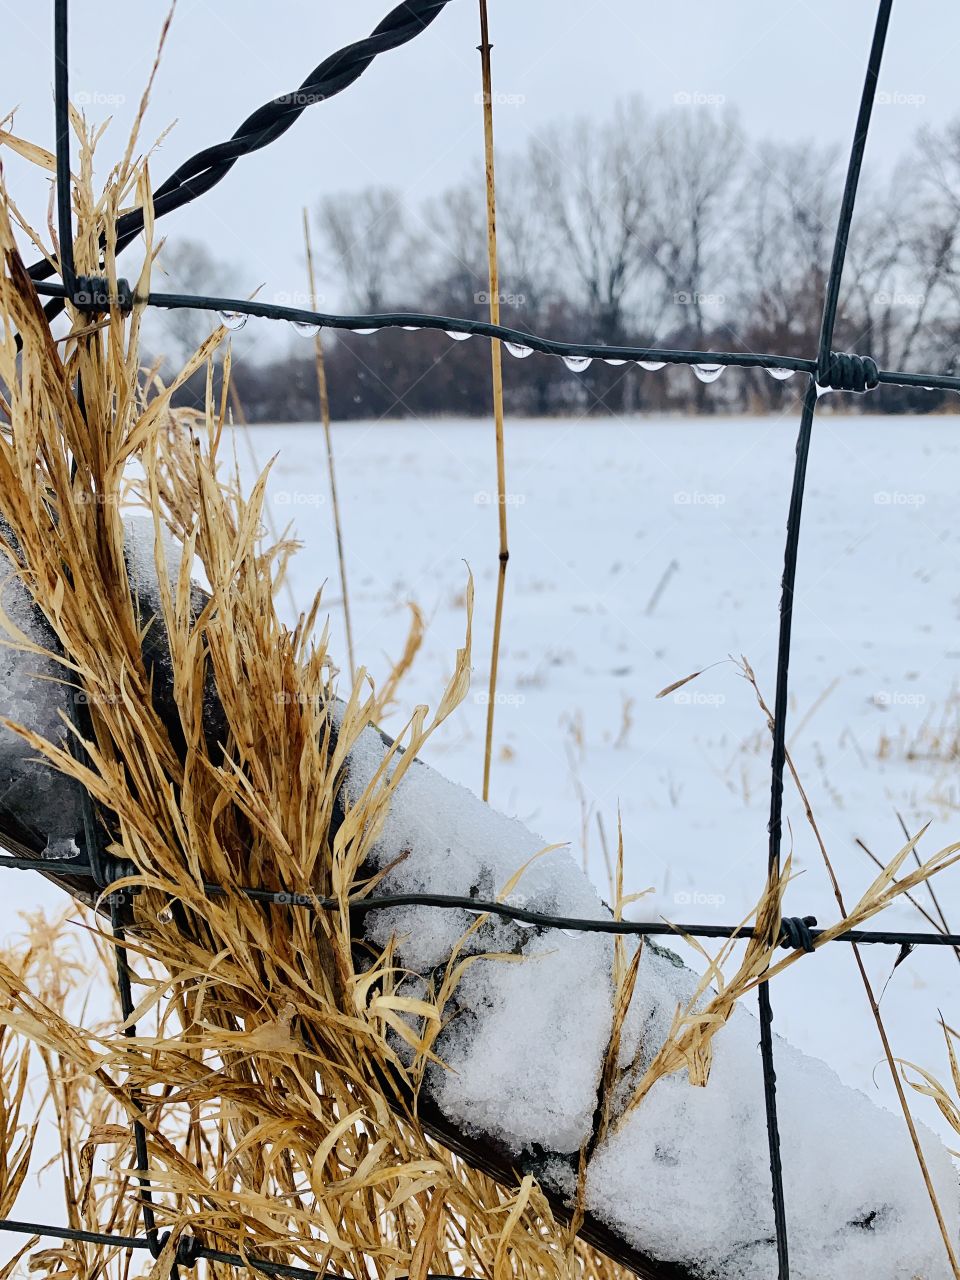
[53,0,74,297]
[110,900,175,1273]
[52,6,173,1271]
[758,2,895,1273]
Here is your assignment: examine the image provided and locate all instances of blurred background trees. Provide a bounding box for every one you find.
[151,99,960,421]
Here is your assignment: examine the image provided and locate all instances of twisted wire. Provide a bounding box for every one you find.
[817,351,881,392]
[29,0,455,294]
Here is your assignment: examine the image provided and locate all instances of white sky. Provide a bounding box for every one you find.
[1,1,959,330]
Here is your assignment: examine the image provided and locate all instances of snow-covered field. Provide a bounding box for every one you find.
[244,410,960,1150]
[4,408,960,1238]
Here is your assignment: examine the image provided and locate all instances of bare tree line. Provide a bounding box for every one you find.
[154,99,960,420]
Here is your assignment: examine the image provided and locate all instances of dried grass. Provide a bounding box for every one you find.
[902,1018,960,1156]
[0,75,959,1280]
[0,106,634,1280]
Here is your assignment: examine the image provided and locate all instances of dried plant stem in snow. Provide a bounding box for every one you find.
[739,655,960,1278]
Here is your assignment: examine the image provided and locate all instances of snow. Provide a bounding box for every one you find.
[589,994,959,1278]
[122,513,185,607]
[341,721,617,1151]
[238,412,960,1153]
[435,928,616,1152]
[2,411,960,1275]
[340,713,959,1275]
[343,717,607,966]
[251,411,960,1276]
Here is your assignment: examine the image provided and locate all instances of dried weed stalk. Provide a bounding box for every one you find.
[0,106,635,1280]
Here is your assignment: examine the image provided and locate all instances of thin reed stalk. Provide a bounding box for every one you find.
[303,207,355,680]
[478,0,509,803]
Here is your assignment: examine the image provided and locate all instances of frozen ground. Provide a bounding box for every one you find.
[244,409,960,1153]
[3,408,960,1234]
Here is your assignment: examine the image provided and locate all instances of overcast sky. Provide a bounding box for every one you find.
[2,1,960,335]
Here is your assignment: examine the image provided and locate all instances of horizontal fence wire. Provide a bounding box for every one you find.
[3,0,956,1277]
[29,280,960,394]
[1,854,955,948]
[19,0,958,401]
[0,1217,460,1279]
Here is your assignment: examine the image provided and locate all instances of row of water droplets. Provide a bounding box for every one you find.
[216,310,799,382]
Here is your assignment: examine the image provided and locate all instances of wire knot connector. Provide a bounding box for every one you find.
[72,276,134,314]
[779,914,818,952]
[817,351,879,393]
[98,857,141,894]
[158,1231,202,1269]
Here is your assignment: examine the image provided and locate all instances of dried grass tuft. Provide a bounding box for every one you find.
[1,73,960,1280]
[902,1018,960,1157]
[0,105,634,1280]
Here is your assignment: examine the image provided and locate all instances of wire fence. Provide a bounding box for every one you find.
[1,0,957,1277]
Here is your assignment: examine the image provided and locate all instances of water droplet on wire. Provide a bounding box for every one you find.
[604,358,627,366]
[403,325,421,331]
[218,311,247,331]
[638,360,666,372]
[505,342,533,359]
[354,327,378,336]
[446,329,472,341]
[292,320,320,338]
[692,363,724,384]
[766,366,795,381]
[562,355,593,373]
[815,382,833,398]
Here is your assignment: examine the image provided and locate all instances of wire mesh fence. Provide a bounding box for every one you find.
[0,0,957,1277]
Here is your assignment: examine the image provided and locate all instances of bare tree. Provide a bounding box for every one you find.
[242,103,960,420]
[420,182,488,313]
[899,124,960,371]
[732,141,841,364]
[496,154,560,319]
[842,174,910,368]
[646,106,744,348]
[316,188,419,311]
[528,98,661,344]
[836,126,960,381]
